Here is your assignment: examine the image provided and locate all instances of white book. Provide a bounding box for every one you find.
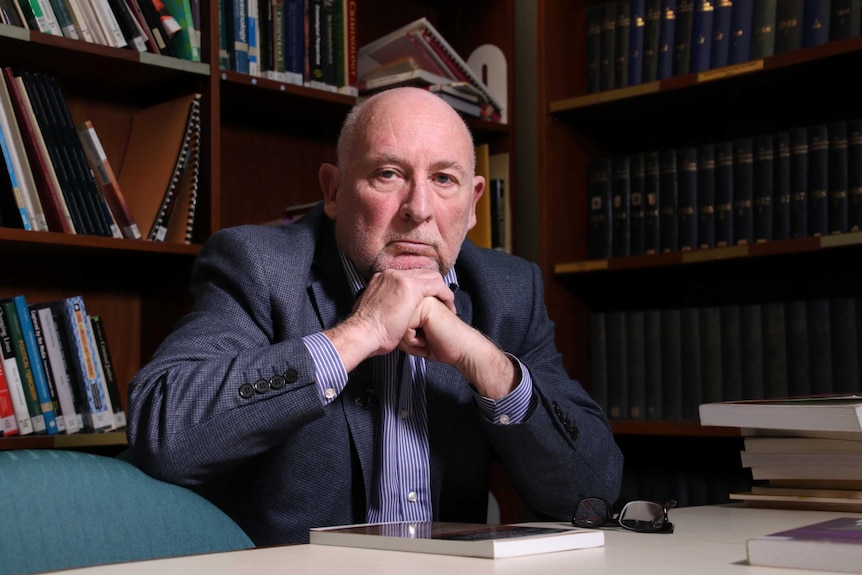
[88,325,119,429]
[64,0,96,42]
[247,0,259,76]
[79,0,107,45]
[35,0,63,35]
[0,338,33,436]
[699,395,862,433]
[310,522,604,559]
[34,306,82,434]
[95,0,127,47]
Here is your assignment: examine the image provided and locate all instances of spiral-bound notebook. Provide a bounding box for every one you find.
[358,17,502,122]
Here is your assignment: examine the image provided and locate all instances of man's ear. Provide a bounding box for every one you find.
[319,163,340,219]
[467,175,485,230]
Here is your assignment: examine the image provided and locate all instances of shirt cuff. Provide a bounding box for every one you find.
[473,354,533,425]
[302,332,348,404]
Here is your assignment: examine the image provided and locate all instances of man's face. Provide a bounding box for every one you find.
[321,91,484,279]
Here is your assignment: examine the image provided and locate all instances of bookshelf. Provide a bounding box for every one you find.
[536,1,862,506]
[0,1,515,448]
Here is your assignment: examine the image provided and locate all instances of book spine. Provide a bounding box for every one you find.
[11,295,59,434]
[615,0,632,89]
[761,301,789,399]
[720,303,743,400]
[643,150,661,253]
[590,312,608,413]
[728,0,754,64]
[283,0,303,79]
[660,307,682,420]
[696,143,716,248]
[641,0,662,82]
[750,0,778,58]
[680,306,702,420]
[753,134,774,243]
[807,298,834,394]
[0,114,29,230]
[828,120,849,234]
[0,360,19,436]
[629,153,646,255]
[829,297,859,395]
[850,118,862,232]
[606,310,628,419]
[711,0,732,68]
[676,146,698,251]
[0,300,49,433]
[808,123,830,236]
[231,0,250,72]
[740,303,764,399]
[0,305,33,435]
[587,158,613,259]
[626,309,646,419]
[775,0,805,53]
[47,0,79,38]
[714,141,734,246]
[785,299,812,396]
[802,0,831,46]
[830,0,861,39]
[611,155,631,257]
[656,0,676,79]
[699,306,724,404]
[790,126,809,238]
[644,308,663,419]
[27,305,66,433]
[629,0,646,86]
[34,305,82,434]
[672,0,693,76]
[732,137,754,245]
[108,0,148,51]
[690,0,714,73]
[773,131,792,240]
[659,148,678,252]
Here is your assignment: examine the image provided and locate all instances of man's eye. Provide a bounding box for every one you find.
[433,174,456,185]
[378,169,398,179]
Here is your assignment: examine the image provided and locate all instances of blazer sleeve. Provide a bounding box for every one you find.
[127,226,327,486]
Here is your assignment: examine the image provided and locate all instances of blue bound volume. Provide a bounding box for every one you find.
[773,131,792,240]
[803,0,831,46]
[587,158,613,259]
[677,146,698,251]
[644,151,662,253]
[714,142,734,246]
[828,121,849,234]
[657,0,677,79]
[611,155,632,257]
[789,127,809,238]
[710,0,733,68]
[753,134,774,243]
[690,0,715,72]
[659,148,679,252]
[807,124,830,236]
[697,143,716,248]
[728,0,754,64]
[629,0,647,85]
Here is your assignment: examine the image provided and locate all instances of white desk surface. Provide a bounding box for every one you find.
[48,505,862,574]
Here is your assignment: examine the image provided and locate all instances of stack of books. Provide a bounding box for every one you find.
[357,17,503,122]
[699,395,862,511]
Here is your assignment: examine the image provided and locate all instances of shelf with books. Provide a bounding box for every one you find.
[537,0,862,506]
[0,430,128,451]
[610,420,740,438]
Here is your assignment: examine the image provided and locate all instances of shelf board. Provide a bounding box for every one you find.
[554,233,862,276]
[611,420,741,437]
[0,430,128,451]
[0,227,200,258]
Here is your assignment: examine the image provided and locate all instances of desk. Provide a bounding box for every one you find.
[49,505,862,574]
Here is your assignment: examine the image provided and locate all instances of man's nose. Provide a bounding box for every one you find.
[400,179,433,222]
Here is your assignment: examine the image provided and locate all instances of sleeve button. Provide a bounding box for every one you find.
[254,379,270,393]
[239,384,255,399]
[270,375,286,389]
[283,369,299,383]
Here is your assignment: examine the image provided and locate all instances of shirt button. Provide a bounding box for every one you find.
[407,492,417,502]
[324,388,336,400]
[499,414,511,425]
[400,409,409,419]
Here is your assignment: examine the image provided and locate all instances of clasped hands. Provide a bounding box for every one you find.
[327,269,517,400]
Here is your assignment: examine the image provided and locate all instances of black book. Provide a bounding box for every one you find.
[137,0,176,57]
[761,301,789,399]
[611,155,631,257]
[660,307,683,421]
[629,153,647,255]
[784,299,811,397]
[720,304,743,401]
[600,2,619,91]
[659,148,679,252]
[789,126,808,238]
[753,134,774,243]
[711,0,733,68]
[489,178,506,250]
[587,158,613,259]
[108,0,147,52]
[680,306,702,420]
[615,0,632,89]
[642,0,663,82]
[714,141,734,246]
[644,150,662,253]
[606,310,628,419]
[699,306,724,404]
[850,118,862,232]
[773,131,792,240]
[672,0,695,76]
[807,298,834,395]
[590,312,608,412]
[677,146,698,251]
[750,0,778,59]
[774,0,805,53]
[829,297,859,395]
[697,143,716,249]
[807,123,829,236]
[830,0,862,39]
[828,120,849,234]
[732,137,754,245]
[626,309,646,419]
[644,308,663,419]
[740,303,765,399]
[657,0,677,79]
[586,5,603,93]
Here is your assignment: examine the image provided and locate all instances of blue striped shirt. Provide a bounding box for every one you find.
[302,251,533,521]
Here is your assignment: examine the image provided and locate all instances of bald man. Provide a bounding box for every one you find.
[128,87,623,545]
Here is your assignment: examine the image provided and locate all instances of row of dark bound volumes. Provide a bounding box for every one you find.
[0,294,125,438]
[587,0,861,94]
[587,118,862,259]
[0,67,201,243]
[591,298,862,423]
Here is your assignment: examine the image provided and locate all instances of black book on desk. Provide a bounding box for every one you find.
[808,123,830,237]
[753,134,774,243]
[850,118,862,232]
[775,0,805,53]
[677,146,698,251]
[587,158,612,259]
[750,0,778,59]
[672,0,695,76]
[644,151,661,253]
[659,148,679,252]
[733,138,754,245]
[828,120,849,234]
[630,153,646,255]
[789,127,809,238]
[615,0,632,89]
[714,141,734,246]
[773,131,792,240]
[697,143,716,249]
[710,0,733,68]
[642,0,663,82]
[611,155,631,257]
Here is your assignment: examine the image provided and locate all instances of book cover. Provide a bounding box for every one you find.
[52,296,113,432]
[643,150,661,253]
[689,0,714,72]
[587,158,612,260]
[611,155,631,257]
[676,146,698,251]
[710,0,733,68]
[750,0,778,59]
[0,304,33,435]
[615,0,632,89]
[309,522,604,559]
[699,394,862,431]
[752,134,774,242]
[773,131,792,240]
[32,303,82,434]
[790,126,809,238]
[728,0,754,64]
[775,0,805,52]
[659,148,678,252]
[656,0,676,79]
[672,0,694,75]
[629,153,646,255]
[714,141,734,246]
[829,120,850,234]
[629,0,646,85]
[642,0,663,82]
[732,137,754,245]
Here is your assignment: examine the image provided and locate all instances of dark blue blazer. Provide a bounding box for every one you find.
[128,203,623,545]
